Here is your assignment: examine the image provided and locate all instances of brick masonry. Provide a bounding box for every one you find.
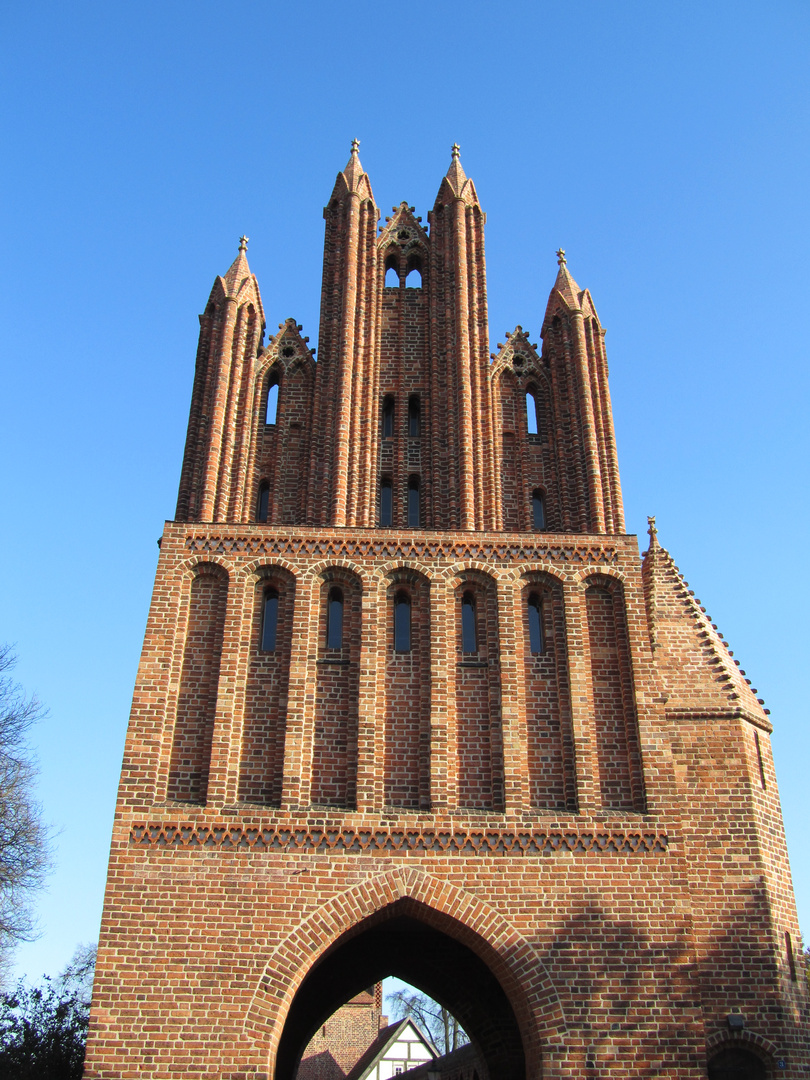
[84,146,809,1080]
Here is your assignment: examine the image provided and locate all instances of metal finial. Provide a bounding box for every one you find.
[451,143,461,161]
[556,248,566,267]
[239,235,249,253]
[351,138,360,155]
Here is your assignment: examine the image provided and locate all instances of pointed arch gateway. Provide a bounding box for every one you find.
[245,868,566,1080]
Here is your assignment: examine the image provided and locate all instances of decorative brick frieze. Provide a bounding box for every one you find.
[129,821,669,855]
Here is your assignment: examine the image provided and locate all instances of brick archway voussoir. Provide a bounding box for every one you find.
[244,866,567,1061]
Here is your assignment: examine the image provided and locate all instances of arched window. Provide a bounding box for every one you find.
[382,396,395,438]
[408,476,420,527]
[256,481,270,523]
[265,376,280,425]
[461,592,477,653]
[327,587,343,649]
[532,489,546,530]
[380,478,393,527]
[526,390,538,435]
[261,588,279,652]
[385,265,399,288]
[394,591,411,652]
[405,267,422,288]
[527,593,543,654]
[408,396,421,437]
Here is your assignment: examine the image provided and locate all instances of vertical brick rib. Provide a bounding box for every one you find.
[228,313,260,522]
[498,578,528,812]
[466,207,485,530]
[570,309,605,533]
[585,318,614,533]
[333,192,360,527]
[562,582,597,812]
[359,210,380,526]
[200,297,237,521]
[453,199,475,529]
[593,322,625,531]
[176,310,213,521]
[214,305,247,522]
[561,320,589,532]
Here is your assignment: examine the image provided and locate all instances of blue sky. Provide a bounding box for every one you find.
[1,1,808,982]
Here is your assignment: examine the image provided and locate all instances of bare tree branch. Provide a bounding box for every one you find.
[388,988,469,1056]
[0,645,52,976]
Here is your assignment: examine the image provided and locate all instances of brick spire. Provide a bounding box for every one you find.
[436,142,480,206]
[547,248,583,311]
[222,234,252,296]
[175,239,265,523]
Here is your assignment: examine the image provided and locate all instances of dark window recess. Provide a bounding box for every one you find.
[786,931,797,980]
[528,594,543,654]
[754,730,767,789]
[526,391,538,435]
[380,480,393,527]
[532,490,546,530]
[382,396,395,438]
[408,396,421,437]
[266,379,279,424]
[257,482,270,523]
[408,477,420,527]
[261,589,279,652]
[394,592,411,653]
[461,592,477,654]
[327,587,343,649]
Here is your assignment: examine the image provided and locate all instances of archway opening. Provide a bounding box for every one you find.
[276,902,527,1080]
[707,1047,767,1080]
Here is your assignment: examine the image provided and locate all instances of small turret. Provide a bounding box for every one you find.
[175,238,265,523]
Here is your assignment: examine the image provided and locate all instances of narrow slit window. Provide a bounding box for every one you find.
[256,481,270,523]
[408,396,421,437]
[532,489,546,530]
[461,592,477,654]
[786,931,797,980]
[408,476,420,527]
[327,587,344,649]
[754,731,767,789]
[528,593,543,654]
[380,479,393,527]
[261,589,279,652]
[382,396,395,438]
[526,391,538,435]
[394,591,411,653]
[265,378,279,425]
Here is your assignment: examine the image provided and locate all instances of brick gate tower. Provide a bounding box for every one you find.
[85,145,808,1080]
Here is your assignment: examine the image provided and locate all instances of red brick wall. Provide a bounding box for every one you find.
[167,564,228,802]
[239,569,295,805]
[312,571,361,808]
[583,577,643,812]
[521,575,575,811]
[384,571,430,809]
[454,573,503,812]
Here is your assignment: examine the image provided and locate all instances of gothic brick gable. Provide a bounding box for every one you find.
[84,147,809,1080]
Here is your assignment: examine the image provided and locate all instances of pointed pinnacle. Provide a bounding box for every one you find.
[647,516,659,549]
